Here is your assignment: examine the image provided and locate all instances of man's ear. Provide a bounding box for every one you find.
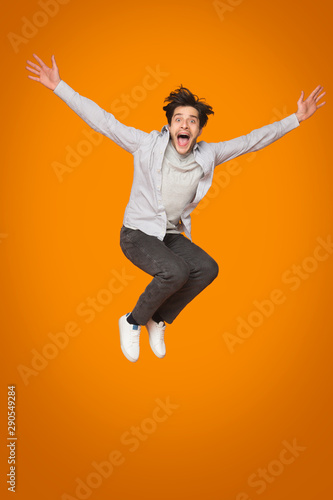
[198,128,203,137]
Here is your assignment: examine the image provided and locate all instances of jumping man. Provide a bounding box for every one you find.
[26,54,326,362]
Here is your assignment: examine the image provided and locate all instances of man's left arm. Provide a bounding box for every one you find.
[212,85,326,166]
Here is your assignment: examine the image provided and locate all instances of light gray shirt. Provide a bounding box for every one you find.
[161,140,203,234]
[53,80,300,241]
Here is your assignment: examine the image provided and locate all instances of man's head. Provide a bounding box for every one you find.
[163,85,214,155]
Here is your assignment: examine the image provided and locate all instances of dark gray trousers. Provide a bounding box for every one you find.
[119,226,219,325]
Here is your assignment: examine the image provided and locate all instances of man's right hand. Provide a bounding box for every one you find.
[26,54,61,91]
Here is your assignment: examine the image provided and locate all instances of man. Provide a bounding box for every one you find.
[26,54,326,363]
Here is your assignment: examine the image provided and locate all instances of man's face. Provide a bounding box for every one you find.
[168,106,202,155]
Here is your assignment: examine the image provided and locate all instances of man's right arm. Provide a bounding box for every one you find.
[26,54,148,154]
[53,80,148,154]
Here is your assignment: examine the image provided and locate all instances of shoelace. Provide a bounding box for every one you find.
[155,323,165,343]
[130,329,140,346]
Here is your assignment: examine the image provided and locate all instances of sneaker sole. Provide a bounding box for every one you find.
[148,335,166,359]
[120,344,138,363]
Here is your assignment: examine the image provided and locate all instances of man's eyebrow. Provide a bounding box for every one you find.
[174,113,199,119]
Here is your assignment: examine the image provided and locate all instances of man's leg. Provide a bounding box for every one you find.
[155,233,219,324]
[119,226,191,326]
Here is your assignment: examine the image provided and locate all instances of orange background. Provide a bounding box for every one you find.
[1,0,332,499]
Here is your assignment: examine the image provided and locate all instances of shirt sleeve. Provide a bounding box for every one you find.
[212,114,300,166]
[53,80,149,154]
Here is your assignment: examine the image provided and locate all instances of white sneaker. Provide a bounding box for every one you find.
[119,313,141,362]
[146,319,166,358]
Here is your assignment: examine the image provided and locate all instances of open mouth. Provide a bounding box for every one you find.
[177,132,190,148]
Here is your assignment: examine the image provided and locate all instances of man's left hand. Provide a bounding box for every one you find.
[295,85,326,123]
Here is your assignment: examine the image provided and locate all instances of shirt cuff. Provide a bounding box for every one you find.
[281,113,300,131]
[53,80,76,102]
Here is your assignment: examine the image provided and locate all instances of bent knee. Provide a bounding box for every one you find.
[202,258,219,284]
[212,259,219,280]
[161,261,190,288]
